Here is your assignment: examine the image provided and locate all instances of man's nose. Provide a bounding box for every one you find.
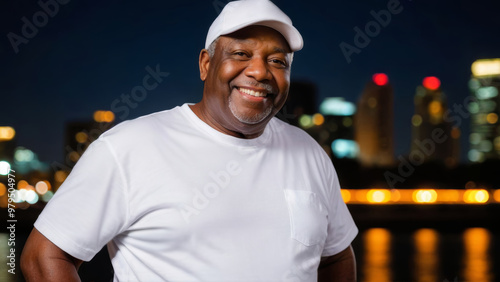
[244,58,272,82]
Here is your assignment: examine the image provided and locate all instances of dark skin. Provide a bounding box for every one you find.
[319,246,357,282]
[190,26,292,139]
[21,228,82,281]
[21,25,356,281]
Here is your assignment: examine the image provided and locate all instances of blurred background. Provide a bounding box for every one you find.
[1,0,500,281]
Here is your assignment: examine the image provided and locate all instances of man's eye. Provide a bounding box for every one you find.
[271,59,287,67]
[234,52,247,57]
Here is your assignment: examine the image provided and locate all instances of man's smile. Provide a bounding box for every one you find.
[235,86,271,103]
[237,86,268,97]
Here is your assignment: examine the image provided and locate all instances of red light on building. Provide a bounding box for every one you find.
[372,73,388,86]
[423,76,441,90]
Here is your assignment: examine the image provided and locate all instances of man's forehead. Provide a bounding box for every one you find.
[221,26,292,53]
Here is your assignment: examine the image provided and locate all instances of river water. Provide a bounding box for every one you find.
[1,227,498,281]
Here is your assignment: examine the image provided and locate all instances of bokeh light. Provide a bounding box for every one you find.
[18,180,28,189]
[451,127,461,139]
[312,113,324,126]
[413,189,438,204]
[493,190,500,202]
[341,189,351,203]
[464,189,489,204]
[0,183,6,197]
[428,101,443,116]
[422,76,441,90]
[372,73,389,86]
[94,111,115,123]
[75,132,89,143]
[35,181,50,195]
[367,189,391,204]
[42,191,54,202]
[25,190,39,204]
[486,113,498,124]
[14,147,35,162]
[412,115,422,127]
[0,161,11,175]
[299,114,312,128]
[55,170,69,183]
[0,126,16,141]
[471,58,500,77]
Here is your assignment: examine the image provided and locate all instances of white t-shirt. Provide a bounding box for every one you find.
[35,104,358,281]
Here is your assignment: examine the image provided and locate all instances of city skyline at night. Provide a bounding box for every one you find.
[2,2,500,282]
[2,0,500,165]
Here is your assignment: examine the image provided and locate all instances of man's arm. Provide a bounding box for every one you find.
[21,228,83,282]
[318,245,356,282]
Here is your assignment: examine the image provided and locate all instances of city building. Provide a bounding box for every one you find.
[468,58,500,163]
[354,73,394,167]
[63,111,115,169]
[280,80,317,126]
[411,77,460,166]
[302,97,358,159]
[0,126,16,162]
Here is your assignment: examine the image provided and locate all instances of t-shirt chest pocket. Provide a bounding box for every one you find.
[283,189,328,246]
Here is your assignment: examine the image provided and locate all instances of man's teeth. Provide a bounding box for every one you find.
[239,88,267,97]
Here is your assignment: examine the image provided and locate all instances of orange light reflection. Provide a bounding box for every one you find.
[413,229,439,282]
[363,228,392,282]
[463,228,492,282]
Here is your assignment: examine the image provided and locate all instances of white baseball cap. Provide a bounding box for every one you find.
[205,0,303,52]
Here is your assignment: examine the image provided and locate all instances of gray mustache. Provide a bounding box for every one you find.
[241,82,275,94]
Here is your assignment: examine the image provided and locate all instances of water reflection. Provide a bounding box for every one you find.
[0,227,495,281]
[360,227,496,281]
[463,228,492,282]
[413,228,439,282]
[362,228,392,282]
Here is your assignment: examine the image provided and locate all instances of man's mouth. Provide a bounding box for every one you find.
[237,87,269,98]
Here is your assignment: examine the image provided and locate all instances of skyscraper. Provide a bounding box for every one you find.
[355,73,394,167]
[319,98,358,159]
[281,80,317,126]
[411,77,460,166]
[62,111,115,169]
[0,126,16,162]
[468,59,500,163]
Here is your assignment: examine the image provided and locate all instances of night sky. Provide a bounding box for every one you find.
[2,0,500,164]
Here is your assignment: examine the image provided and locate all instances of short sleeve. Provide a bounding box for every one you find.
[321,164,358,257]
[34,137,129,261]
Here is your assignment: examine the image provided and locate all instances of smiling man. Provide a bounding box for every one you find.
[21,0,358,281]
[191,25,291,138]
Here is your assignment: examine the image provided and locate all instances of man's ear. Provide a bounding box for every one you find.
[199,49,210,81]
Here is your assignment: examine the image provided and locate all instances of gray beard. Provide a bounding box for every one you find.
[228,96,274,125]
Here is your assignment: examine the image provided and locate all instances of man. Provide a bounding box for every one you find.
[21,0,358,281]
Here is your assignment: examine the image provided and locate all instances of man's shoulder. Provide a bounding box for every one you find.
[101,105,186,140]
[269,117,318,145]
[269,117,332,164]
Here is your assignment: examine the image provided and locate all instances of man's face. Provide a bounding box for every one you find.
[199,25,292,138]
